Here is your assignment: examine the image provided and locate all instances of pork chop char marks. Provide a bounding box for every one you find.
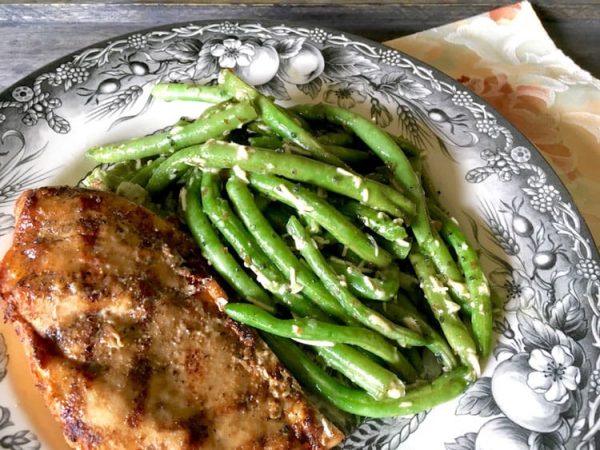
[0,186,343,450]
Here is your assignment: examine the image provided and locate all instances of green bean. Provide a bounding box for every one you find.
[246,164,317,232]
[292,104,424,193]
[263,334,473,417]
[317,131,354,146]
[315,344,405,400]
[428,202,492,356]
[335,198,410,244]
[389,271,424,305]
[391,134,422,158]
[90,75,486,417]
[183,172,276,312]
[365,167,391,185]
[409,154,423,177]
[152,83,232,103]
[248,135,282,149]
[197,99,237,121]
[409,248,479,375]
[379,354,418,384]
[246,121,275,136]
[277,141,370,165]
[129,156,166,187]
[253,193,271,212]
[404,348,424,374]
[220,69,346,168]
[397,272,420,292]
[226,176,356,323]
[264,204,328,247]
[329,257,400,301]
[292,103,471,308]
[250,174,393,267]
[338,248,363,266]
[225,303,415,382]
[279,142,313,157]
[323,145,370,164]
[301,214,322,234]
[371,294,457,370]
[147,159,190,194]
[87,102,257,163]
[262,203,293,232]
[376,235,412,260]
[286,107,313,131]
[148,139,414,218]
[200,172,327,319]
[131,105,232,176]
[286,216,425,348]
[79,160,138,191]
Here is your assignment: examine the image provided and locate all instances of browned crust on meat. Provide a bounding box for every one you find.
[0,187,343,450]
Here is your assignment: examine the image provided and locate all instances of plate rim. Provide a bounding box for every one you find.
[1,18,595,252]
[0,18,598,449]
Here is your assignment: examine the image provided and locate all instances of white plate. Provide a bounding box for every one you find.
[0,21,598,449]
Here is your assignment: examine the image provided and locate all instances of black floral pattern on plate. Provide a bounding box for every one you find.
[0,21,598,449]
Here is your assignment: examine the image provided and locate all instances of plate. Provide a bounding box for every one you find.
[0,20,598,450]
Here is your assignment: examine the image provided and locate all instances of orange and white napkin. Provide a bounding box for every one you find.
[386,1,600,245]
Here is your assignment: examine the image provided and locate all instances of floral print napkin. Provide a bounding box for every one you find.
[386,1,600,246]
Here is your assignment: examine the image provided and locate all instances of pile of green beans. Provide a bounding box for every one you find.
[84,69,491,418]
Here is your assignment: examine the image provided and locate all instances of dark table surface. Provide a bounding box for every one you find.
[0,0,598,91]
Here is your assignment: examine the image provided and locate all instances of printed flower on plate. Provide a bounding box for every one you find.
[209,39,256,69]
[324,81,367,109]
[504,271,535,311]
[527,345,581,404]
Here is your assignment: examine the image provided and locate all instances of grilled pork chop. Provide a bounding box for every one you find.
[0,187,343,450]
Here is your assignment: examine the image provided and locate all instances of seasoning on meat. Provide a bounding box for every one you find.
[0,187,343,450]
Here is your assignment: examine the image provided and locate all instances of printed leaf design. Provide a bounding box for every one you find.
[445,433,477,450]
[194,41,220,80]
[493,341,517,362]
[528,431,566,450]
[0,429,40,450]
[572,418,586,437]
[0,406,13,431]
[0,333,7,382]
[164,38,203,63]
[370,100,392,127]
[63,79,74,92]
[455,377,500,417]
[561,389,582,419]
[466,167,495,183]
[321,47,379,79]
[342,414,426,449]
[534,222,546,247]
[270,38,305,59]
[0,23,598,450]
[379,72,432,100]
[256,76,290,100]
[548,284,587,340]
[344,419,381,448]
[48,114,70,134]
[98,69,127,77]
[297,77,323,99]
